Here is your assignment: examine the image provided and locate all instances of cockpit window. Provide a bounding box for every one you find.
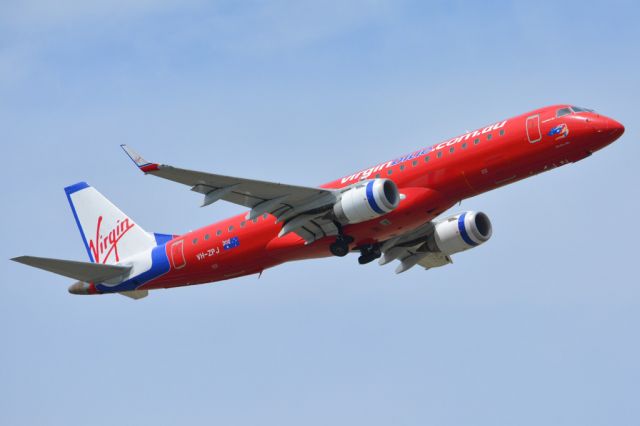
[570,105,594,113]
[556,107,572,117]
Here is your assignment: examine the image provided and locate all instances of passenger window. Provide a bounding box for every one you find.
[462,143,467,149]
[449,147,454,153]
[499,129,505,136]
[400,165,405,171]
[240,221,246,227]
[204,233,210,240]
[474,138,480,145]
[228,225,234,232]
[412,160,417,166]
[192,238,198,245]
[424,156,430,162]
[375,173,380,178]
[487,134,492,140]
[216,229,222,236]
[437,152,443,158]
[556,107,572,117]
[387,169,393,175]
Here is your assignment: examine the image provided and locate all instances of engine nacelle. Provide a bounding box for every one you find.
[333,179,400,224]
[425,211,492,255]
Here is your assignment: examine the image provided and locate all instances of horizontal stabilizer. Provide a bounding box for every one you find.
[12,256,131,283]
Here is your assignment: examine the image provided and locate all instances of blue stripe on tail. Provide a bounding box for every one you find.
[96,245,170,293]
[64,182,94,262]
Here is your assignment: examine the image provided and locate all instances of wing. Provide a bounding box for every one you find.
[121,145,339,243]
[377,222,452,273]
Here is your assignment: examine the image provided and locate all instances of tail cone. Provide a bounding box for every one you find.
[68,281,96,295]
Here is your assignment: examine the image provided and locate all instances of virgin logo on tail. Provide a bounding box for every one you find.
[89,216,135,263]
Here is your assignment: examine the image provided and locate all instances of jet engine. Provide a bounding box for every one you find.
[333,179,400,224]
[424,211,492,255]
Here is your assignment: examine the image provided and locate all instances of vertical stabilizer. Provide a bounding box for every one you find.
[64,182,156,265]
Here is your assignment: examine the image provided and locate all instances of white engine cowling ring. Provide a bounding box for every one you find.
[429,211,492,255]
[334,179,399,224]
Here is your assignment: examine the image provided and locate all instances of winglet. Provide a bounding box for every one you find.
[120,144,160,173]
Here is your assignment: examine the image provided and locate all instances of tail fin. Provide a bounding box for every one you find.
[64,182,156,265]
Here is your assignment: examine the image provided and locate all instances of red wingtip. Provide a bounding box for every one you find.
[140,163,160,173]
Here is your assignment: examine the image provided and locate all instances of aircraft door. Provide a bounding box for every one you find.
[526,115,542,143]
[170,239,186,270]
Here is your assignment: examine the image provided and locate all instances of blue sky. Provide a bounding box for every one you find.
[1,1,639,425]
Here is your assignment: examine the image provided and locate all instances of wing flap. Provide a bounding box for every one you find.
[417,253,452,269]
[377,221,453,273]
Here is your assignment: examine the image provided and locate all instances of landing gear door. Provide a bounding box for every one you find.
[526,115,542,143]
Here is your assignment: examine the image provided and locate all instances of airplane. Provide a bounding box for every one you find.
[12,104,625,299]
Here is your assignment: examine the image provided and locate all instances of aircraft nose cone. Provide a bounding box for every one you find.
[607,117,625,137]
[591,115,625,140]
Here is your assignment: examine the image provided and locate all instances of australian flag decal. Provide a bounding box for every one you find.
[223,236,240,250]
[548,123,569,138]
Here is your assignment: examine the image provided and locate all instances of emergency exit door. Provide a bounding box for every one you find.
[526,114,542,143]
[170,239,186,270]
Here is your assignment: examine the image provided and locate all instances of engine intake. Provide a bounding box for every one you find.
[334,179,399,224]
[425,211,492,255]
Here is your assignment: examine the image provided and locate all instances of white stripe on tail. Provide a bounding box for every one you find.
[64,182,156,265]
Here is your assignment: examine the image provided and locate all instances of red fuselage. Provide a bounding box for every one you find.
[139,105,624,290]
